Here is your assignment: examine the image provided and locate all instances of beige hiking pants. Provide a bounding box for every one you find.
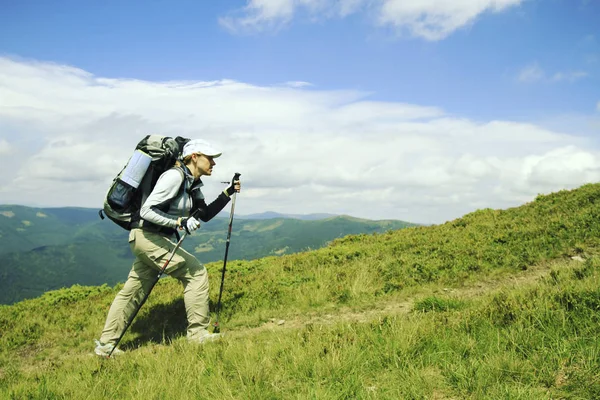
[99,228,210,345]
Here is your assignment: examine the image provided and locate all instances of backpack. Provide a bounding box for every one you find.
[99,134,190,230]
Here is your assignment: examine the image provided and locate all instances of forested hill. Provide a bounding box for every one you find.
[0,205,415,304]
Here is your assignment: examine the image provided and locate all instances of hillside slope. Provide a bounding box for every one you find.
[2,184,600,398]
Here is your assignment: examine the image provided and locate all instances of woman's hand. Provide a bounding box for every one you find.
[177,216,201,234]
[225,178,241,196]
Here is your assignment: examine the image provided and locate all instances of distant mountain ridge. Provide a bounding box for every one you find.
[235,211,338,220]
[0,205,416,304]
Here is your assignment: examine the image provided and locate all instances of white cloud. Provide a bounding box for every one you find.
[283,81,313,88]
[219,0,294,33]
[518,63,589,84]
[0,139,11,155]
[377,0,523,41]
[0,56,597,224]
[551,71,589,82]
[518,63,544,83]
[220,0,524,40]
[524,146,600,188]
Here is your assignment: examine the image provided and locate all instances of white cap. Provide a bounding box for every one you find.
[182,139,222,158]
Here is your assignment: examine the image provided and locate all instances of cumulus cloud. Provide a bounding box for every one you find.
[219,0,524,40]
[0,56,597,224]
[524,146,600,188]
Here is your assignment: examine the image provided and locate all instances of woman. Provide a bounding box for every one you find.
[95,138,241,356]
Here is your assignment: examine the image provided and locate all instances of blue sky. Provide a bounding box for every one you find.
[0,0,599,223]
[2,0,597,119]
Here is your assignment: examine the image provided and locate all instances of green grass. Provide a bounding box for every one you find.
[2,183,600,398]
[2,258,599,399]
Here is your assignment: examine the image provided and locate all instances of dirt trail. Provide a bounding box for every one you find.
[229,257,583,337]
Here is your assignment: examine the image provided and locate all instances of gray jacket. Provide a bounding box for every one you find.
[140,167,204,229]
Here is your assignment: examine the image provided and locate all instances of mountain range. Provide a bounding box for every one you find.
[0,205,416,304]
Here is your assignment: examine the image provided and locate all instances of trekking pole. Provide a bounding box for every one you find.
[213,172,241,334]
[107,212,198,358]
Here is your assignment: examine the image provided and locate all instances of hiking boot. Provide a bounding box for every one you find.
[199,333,221,344]
[94,339,123,357]
[188,331,222,345]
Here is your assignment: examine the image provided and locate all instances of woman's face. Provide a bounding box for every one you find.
[194,153,216,177]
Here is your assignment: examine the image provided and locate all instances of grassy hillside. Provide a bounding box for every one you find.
[0,206,413,304]
[1,184,600,398]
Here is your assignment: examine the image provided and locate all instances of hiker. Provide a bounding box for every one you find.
[94,139,241,356]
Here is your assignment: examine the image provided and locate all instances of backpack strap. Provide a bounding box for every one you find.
[171,165,187,241]
[172,165,187,216]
